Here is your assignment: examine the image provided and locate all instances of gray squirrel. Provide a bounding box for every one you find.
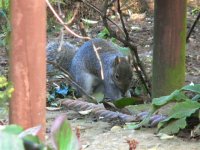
[47,38,133,101]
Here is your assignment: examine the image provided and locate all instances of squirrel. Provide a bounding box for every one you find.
[47,38,133,101]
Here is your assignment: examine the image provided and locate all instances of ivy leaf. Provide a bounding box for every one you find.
[158,100,200,134]
[152,90,189,108]
[158,118,187,135]
[168,100,200,118]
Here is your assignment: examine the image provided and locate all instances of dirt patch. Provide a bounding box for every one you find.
[46,109,200,150]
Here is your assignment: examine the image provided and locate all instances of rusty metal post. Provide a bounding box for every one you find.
[10,0,46,140]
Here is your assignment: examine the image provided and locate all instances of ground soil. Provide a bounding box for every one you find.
[0,5,200,150]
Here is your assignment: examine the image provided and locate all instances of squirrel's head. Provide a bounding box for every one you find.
[112,56,133,95]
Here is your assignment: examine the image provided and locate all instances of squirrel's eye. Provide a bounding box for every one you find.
[115,74,119,79]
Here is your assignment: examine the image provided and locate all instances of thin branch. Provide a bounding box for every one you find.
[92,43,104,80]
[186,12,200,42]
[46,0,90,40]
[66,2,81,26]
[117,0,129,41]
[58,27,64,52]
[78,20,88,38]
[81,0,125,35]
[47,61,96,102]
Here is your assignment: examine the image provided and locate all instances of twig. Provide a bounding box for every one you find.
[186,12,200,42]
[78,20,88,38]
[46,0,90,40]
[66,2,81,26]
[57,2,63,17]
[47,61,96,102]
[92,43,104,80]
[117,0,129,41]
[58,27,64,52]
[81,0,125,35]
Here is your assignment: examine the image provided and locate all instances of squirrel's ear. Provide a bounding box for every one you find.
[114,56,120,65]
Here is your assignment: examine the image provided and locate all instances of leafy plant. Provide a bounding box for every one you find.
[0,125,46,150]
[51,114,80,150]
[134,84,200,135]
[0,76,14,119]
[191,7,200,15]
[0,0,10,10]
[0,115,80,150]
[0,7,11,48]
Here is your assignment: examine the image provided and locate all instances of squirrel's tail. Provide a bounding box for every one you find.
[47,41,78,72]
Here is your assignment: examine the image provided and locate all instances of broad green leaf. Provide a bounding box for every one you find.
[0,131,25,150]
[1,124,24,135]
[158,118,187,134]
[51,115,79,150]
[113,97,137,108]
[158,100,200,127]
[181,84,200,94]
[168,100,200,118]
[152,90,188,107]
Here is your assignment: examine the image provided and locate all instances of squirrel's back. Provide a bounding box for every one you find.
[70,38,123,77]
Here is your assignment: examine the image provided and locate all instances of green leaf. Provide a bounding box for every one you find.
[123,122,138,130]
[181,84,200,94]
[168,100,200,118]
[51,115,80,150]
[158,100,200,134]
[158,118,187,134]
[97,28,110,39]
[152,90,188,107]
[0,131,25,150]
[1,124,24,135]
[23,135,40,144]
[158,100,200,127]
[113,97,137,108]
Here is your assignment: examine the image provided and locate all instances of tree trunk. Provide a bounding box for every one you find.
[10,0,46,140]
[152,0,186,98]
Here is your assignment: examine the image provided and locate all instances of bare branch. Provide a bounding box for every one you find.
[117,0,129,41]
[66,2,81,26]
[46,0,90,40]
[81,0,125,35]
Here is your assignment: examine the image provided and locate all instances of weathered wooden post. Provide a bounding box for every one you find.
[10,0,46,139]
[152,0,186,98]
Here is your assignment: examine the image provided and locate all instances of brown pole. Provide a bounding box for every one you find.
[152,0,186,98]
[10,0,46,140]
